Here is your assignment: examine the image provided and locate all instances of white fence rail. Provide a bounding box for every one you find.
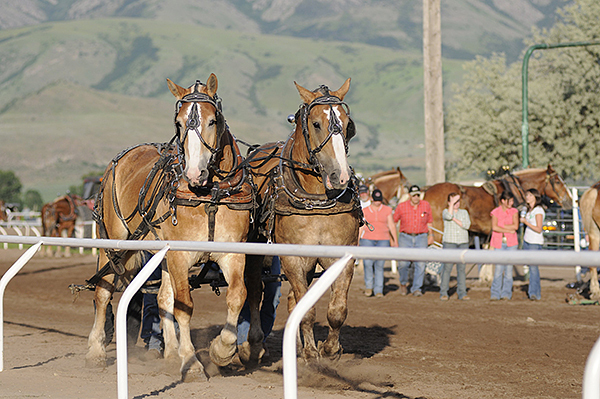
[0,235,599,399]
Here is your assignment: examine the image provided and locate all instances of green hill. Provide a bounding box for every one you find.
[0,18,466,199]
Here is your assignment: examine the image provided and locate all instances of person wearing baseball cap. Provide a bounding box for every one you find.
[358,185,371,208]
[359,188,398,297]
[392,184,433,296]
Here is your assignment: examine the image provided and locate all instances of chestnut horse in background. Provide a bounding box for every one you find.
[579,181,600,299]
[366,167,409,206]
[245,79,361,361]
[0,200,7,222]
[40,194,80,257]
[86,75,257,381]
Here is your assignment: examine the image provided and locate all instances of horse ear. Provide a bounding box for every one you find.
[331,78,351,101]
[294,81,318,104]
[547,164,555,173]
[206,73,218,97]
[166,78,187,100]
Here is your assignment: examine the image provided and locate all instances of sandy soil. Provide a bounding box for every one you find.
[0,248,598,399]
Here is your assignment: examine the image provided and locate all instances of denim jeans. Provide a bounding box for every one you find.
[140,266,164,351]
[398,232,428,293]
[360,238,390,295]
[237,257,282,345]
[440,242,468,299]
[490,243,517,299]
[523,241,542,300]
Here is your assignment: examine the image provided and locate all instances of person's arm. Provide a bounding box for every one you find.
[387,213,398,247]
[460,210,471,230]
[522,212,543,234]
[427,222,434,245]
[504,211,519,232]
[442,209,453,221]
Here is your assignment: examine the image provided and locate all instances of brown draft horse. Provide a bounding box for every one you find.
[40,194,80,257]
[245,79,361,361]
[0,200,7,221]
[365,167,409,206]
[579,181,600,299]
[424,165,573,244]
[85,75,257,381]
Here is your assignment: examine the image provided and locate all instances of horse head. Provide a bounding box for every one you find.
[0,200,6,222]
[167,74,226,188]
[293,78,355,191]
[544,164,573,210]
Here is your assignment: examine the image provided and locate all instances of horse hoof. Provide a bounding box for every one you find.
[237,342,265,366]
[85,356,107,369]
[181,361,208,383]
[317,340,342,361]
[209,337,235,367]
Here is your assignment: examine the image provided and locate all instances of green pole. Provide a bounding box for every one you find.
[521,41,600,169]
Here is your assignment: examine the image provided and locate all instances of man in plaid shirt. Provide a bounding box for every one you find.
[393,185,433,296]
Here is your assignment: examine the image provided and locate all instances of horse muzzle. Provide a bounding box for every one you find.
[184,168,210,188]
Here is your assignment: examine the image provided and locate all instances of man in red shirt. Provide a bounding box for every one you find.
[393,185,433,296]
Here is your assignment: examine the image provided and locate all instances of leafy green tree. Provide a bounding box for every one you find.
[446,0,600,181]
[22,190,44,211]
[0,170,22,203]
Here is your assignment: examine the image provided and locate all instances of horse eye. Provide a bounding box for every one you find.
[208,119,216,127]
[312,122,320,129]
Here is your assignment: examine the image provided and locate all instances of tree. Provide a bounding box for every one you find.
[22,190,44,211]
[0,170,22,203]
[446,0,600,182]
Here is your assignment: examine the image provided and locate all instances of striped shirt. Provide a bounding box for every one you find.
[393,199,432,234]
[442,208,471,244]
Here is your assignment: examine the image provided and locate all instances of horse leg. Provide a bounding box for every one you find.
[158,267,179,363]
[588,228,600,300]
[282,255,320,360]
[62,227,72,257]
[210,253,247,367]
[86,255,115,367]
[237,254,265,365]
[167,251,206,381]
[318,258,353,360]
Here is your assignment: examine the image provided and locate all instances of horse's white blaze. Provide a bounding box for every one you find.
[183,106,211,185]
[325,106,350,183]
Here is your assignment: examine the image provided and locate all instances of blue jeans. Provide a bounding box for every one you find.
[398,233,428,293]
[490,243,517,299]
[237,257,282,344]
[440,242,468,299]
[360,238,390,295]
[523,242,542,300]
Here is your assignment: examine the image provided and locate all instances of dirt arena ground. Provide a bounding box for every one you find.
[0,247,598,399]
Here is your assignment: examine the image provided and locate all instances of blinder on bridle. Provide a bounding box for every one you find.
[173,80,225,160]
[297,85,356,170]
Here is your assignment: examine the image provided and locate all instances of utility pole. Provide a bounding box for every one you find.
[423,0,445,185]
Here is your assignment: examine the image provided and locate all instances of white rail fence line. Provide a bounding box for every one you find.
[0,235,599,399]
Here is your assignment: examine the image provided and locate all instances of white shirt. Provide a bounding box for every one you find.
[523,206,545,245]
[360,199,371,209]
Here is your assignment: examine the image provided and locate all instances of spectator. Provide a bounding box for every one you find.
[520,188,544,301]
[358,185,371,208]
[490,191,519,300]
[237,256,282,357]
[359,189,398,297]
[440,192,471,301]
[393,185,433,296]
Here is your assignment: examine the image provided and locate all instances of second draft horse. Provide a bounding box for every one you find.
[579,181,600,300]
[246,79,361,361]
[40,194,80,257]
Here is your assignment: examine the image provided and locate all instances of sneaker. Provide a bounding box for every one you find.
[399,284,408,296]
[440,295,449,301]
[364,289,373,297]
[460,296,471,301]
[375,292,384,298]
[412,291,423,297]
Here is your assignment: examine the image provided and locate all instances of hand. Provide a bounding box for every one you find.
[519,217,526,224]
[427,234,434,246]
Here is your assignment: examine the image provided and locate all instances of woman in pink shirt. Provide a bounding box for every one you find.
[360,189,398,297]
[490,191,519,300]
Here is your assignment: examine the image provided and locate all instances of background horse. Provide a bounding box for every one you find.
[424,165,572,244]
[86,75,257,381]
[366,167,409,206]
[0,200,7,222]
[40,194,80,257]
[246,79,360,361]
[579,181,600,300]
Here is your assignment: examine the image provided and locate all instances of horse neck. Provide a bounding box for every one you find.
[288,129,325,194]
[515,170,545,192]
